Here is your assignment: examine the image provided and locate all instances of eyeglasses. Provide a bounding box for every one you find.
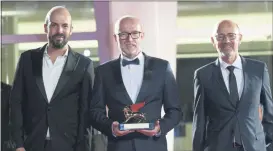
[118,31,142,40]
[215,33,240,41]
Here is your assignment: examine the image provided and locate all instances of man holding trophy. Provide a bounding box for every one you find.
[89,16,182,151]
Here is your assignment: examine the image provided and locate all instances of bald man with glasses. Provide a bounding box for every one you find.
[89,16,182,151]
[192,20,273,151]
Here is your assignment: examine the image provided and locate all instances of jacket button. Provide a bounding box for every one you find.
[47,106,52,111]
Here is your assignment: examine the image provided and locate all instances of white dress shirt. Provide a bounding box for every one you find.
[117,52,161,137]
[219,56,244,99]
[42,47,68,137]
[120,52,144,104]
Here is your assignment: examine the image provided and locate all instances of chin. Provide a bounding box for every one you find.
[221,49,233,54]
[128,50,138,54]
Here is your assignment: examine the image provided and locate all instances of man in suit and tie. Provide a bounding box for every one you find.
[89,16,182,151]
[10,6,94,151]
[192,20,273,151]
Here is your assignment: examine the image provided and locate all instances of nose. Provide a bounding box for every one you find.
[223,37,231,43]
[127,34,133,41]
[57,26,64,33]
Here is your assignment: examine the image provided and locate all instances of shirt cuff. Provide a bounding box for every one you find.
[154,130,161,137]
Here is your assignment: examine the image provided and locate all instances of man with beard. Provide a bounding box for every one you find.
[10,6,94,151]
[192,20,273,151]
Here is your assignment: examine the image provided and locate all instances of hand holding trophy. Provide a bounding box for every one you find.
[119,102,155,131]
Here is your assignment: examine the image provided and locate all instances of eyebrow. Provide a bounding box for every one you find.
[217,33,237,35]
[119,31,141,33]
[50,21,69,25]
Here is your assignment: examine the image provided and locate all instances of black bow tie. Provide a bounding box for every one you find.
[122,58,140,66]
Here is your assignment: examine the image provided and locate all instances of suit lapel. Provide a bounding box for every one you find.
[213,59,236,108]
[32,44,48,103]
[237,56,248,105]
[113,53,152,104]
[50,46,79,102]
[135,54,152,104]
[111,58,133,104]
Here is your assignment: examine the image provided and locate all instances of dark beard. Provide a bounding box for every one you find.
[49,34,68,49]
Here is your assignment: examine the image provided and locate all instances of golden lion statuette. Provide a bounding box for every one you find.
[119,102,155,131]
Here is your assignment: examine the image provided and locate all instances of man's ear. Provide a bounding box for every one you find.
[69,26,73,36]
[44,24,48,33]
[211,36,216,48]
[238,34,243,44]
[114,34,118,42]
[140,32,144,39]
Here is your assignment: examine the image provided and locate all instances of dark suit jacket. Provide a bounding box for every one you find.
[90,54,182,151]
[10,44,94,151]
[1,82,12,151]
[192,56,273,151]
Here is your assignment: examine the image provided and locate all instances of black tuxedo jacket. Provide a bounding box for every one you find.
[1,82,12,150]
[90,54,182,151]
[10,44,94,151]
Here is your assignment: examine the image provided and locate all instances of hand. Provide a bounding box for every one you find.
[16,147,26,151]
[136,120,160,137]
[112,121,134,137]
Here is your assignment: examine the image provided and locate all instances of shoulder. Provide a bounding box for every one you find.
[96,58,119,71]
[144,55,170,73]
[243,57,266,67]
[17,46,45,63]
[147,56,169,66]
[194,61,215,76]
[74,51,93,64]
[242,57,267,76]
[21,47,41,57]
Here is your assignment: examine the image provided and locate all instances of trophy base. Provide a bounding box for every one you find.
[119,123,155,131]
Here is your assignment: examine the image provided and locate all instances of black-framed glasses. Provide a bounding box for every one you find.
[118,31,142,40]
[215,33,240,41]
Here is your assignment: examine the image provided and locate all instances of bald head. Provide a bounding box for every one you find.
[211,19,242,63]
[44,6,73,49]
[212,20,240,36]
[114,15,143,34]
[113,15,144,59]
[45,6,72,26]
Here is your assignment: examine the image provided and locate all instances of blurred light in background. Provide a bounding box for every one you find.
[83,49,91,57]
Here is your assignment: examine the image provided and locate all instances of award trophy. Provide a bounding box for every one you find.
[119,102,155,131]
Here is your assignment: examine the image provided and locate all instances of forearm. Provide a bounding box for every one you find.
[90,67,114,136]
[76,60,94,143]
[160,108,182,135]
[192,70,207,151]
[192,104,207,151]
[261,63,273,144]
[10,98,24,148]
[160,62,182,135]
[90,109,113,136]
[10,54,25,148]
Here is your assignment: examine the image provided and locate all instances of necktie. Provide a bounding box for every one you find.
[227,66,242,144]
[122,58,140,66]
[227,66,239,103]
